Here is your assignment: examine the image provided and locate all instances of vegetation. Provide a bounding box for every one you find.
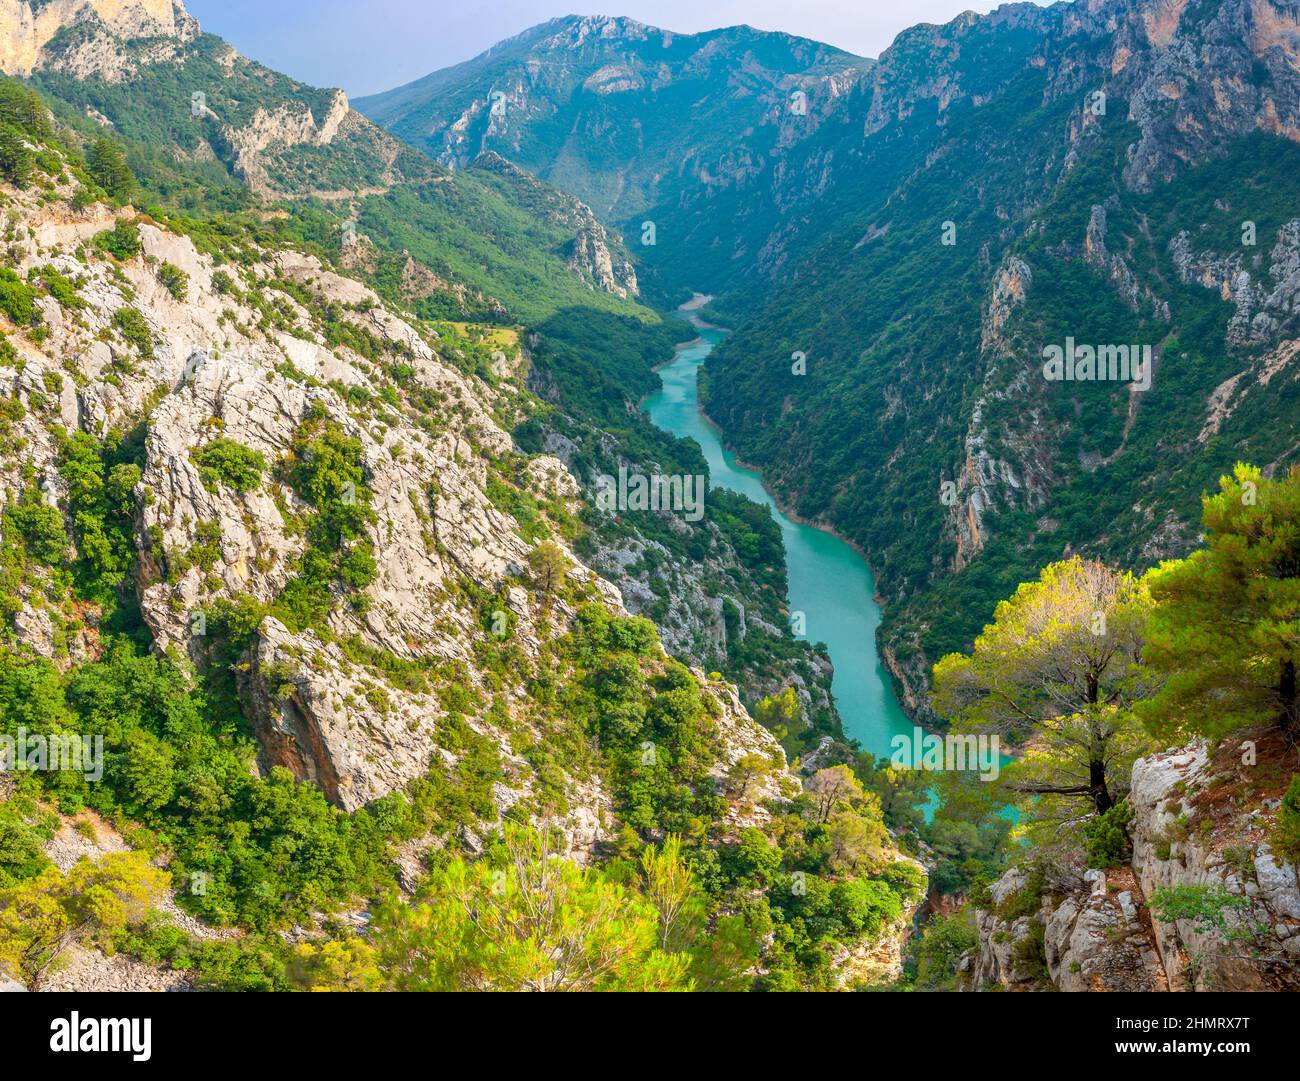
[0,15,1294,997]
[933,557,1155,822]
[191,437,266,494]
[87,137,135,202]
[0,852,168,990]
[157,261,189,301]
[272,404,376,630]
[1138,464,1300,743]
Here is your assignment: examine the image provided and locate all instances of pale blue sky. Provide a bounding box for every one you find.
[185,0,1024,97]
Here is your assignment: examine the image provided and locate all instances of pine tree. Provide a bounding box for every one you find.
[87,136,134,202]
[933,557,1154,816]
[0,81,50,139]
[1137,463,1300,742]
[0,122,32,188]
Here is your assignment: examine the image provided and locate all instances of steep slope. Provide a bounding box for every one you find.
[0,12,921,990]
[13,0,842,747]
[966,729,1300,992]
[4,0,655,324]
[359,0,1300,723]
[692,0,1300,714]
[355,14,872,226]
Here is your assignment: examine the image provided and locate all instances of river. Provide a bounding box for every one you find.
[642,300,916,762]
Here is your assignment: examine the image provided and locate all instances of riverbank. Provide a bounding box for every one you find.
[643,307,915,759]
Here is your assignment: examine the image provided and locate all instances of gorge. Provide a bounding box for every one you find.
[645,302,913,760]
[0,0,1296,1003]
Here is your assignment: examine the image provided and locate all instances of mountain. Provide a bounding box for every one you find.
[3,0,1299,999]
[695,0,1300,713]
[355,14,872,226]
[362,0,1300,720]
[3,3,660,320]
[0,1,921,992]
[1,0,850,741]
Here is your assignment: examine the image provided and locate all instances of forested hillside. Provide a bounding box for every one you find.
[1,0,1299,999]
[0,1,921,992]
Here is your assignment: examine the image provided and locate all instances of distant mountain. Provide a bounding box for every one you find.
[0,0,653,324]
[355,14,872,223]
[361,0,1300,718]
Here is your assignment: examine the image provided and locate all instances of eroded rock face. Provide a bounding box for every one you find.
[969,863,1167,992]
[120,244,616,820]
[240,618,447,811]
[969,867,1044,989]
[0,139,821,876]
[1130,739,1300,990]
[1043,869,1168,992]
[0,0,193,79]
[968,731,1300,992]
[1169,218,1300,346]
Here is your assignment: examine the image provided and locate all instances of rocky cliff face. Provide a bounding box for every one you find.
[674,0,1300,726]
[966,729,1300,992]
[356,14,873,222]
[0,0,193,80]
[0,142,792,848]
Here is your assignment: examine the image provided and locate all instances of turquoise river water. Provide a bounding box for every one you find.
[642,307,916,761]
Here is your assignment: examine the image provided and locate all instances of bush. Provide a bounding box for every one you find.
[911,910,978,989]
[191,438,266,494]
[831,878,902,937]
[157,262,189,301]
[112,306,153,359]
[5,494,67,564]
[1010,920,1049,984]
[272,408,376,630]
[1085,799,1134,868]
[39,266,83,311]
[0,268,38,326]
[94,219,141,261]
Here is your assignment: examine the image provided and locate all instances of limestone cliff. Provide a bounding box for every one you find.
[0,0,194,80]
[965,729,1300,991]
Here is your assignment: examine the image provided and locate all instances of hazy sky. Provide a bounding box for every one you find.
[184,1,1021,98]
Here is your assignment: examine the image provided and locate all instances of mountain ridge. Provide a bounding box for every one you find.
[355,11,873,223]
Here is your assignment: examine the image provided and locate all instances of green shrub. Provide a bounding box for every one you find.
[1010,921,1049,984]
[0,268,38,326]
[4,492,67,564]
[1085,799,1134,868]
[94,219,142,261]
[191,438,266,494]
[112,306,153,359]
[39,265,83,310]
[910,910,978,989]
[271,406,376,630]
[1149,884,1249,936]
[157,261,189,301]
